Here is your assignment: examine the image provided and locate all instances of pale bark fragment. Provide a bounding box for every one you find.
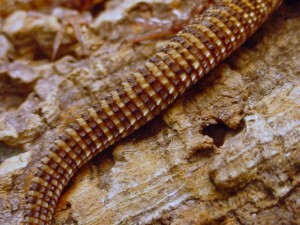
[0,1,299,225]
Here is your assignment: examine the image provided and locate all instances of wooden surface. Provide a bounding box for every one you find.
[0,0,299,224]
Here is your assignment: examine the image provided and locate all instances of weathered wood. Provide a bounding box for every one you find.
[0,0,299,224]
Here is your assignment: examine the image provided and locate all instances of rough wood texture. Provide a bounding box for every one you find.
[20,0,284,224]
[0,0,299,224]
[0,0,105,17]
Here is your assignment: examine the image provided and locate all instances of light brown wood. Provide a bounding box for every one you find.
[0,0,299,224]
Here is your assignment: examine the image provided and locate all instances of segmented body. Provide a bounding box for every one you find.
[23,0,282,224]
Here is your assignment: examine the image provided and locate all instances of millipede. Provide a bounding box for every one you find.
[22,0,283,224]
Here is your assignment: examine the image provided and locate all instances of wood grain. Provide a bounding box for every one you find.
[22,0,282,224]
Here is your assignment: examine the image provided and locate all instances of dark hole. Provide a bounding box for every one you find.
[91,1,107,16]
[0,142,23,163]
[202,123,229,147]
[66,202,71,208]
[0,68,35,110]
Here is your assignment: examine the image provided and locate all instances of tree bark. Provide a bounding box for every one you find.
[0,0,299,224]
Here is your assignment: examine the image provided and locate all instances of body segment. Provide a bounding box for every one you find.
[23,0,282,224]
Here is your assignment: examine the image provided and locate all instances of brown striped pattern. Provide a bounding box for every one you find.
[22,0,282,224]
